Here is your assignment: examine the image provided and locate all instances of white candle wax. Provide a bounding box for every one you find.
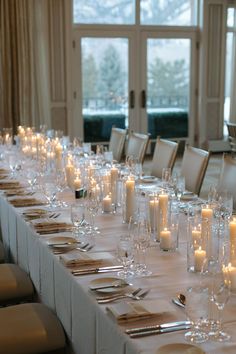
[192,227,201,249]
[194,246,206,272]
[102,195,112,213]
[125,178,135,223]
[74,177,81,190]
[65,164,75,189]
[201,205,213,250]
[160,228,171,250]
[230,218,236,266]
[159,193,168,227]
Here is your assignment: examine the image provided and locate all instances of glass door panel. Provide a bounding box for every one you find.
[146,38,191,140]
[81,37,129,142]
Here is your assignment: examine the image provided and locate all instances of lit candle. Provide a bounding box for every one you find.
[65,163,75,189]
[194,246,206,272]
[102,194,112,213]
[149,197,160,241]
[125,177,135,223]
[230,218,236,266]
[201,205,213,250]
[227,263,236,290]
[159,192,168,227]
[74,176,82,190]
[160,227,171,250]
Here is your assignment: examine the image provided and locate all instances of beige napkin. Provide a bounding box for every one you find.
[9,198,46,207]
[60,251,113,267]
[107,299,174,323]
[5,189,29,197]
[0,181,21,190]
[32,221,71,234]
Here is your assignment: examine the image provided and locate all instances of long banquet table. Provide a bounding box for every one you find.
[0,183,236,354]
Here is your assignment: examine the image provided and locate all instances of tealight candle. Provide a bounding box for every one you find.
[102,194,112,213]
[194,246,206,272]
[160,227,171,250]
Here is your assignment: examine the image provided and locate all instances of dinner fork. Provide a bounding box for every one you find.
[97,288,150,304]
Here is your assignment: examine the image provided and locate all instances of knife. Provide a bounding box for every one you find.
[129,324,191,338]
[126,320,191,335]
[71,265,123,276]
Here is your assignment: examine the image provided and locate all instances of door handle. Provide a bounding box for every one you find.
[141,90,146,108]
[129,90,135,109]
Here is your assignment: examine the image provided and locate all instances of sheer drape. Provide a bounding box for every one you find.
[0,0,50,133]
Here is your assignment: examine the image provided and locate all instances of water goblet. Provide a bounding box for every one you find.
[71,203,86,237]
[116,235,134,279]
[134,218,152,276]
[42,182,58,208]
[162,168,172,188]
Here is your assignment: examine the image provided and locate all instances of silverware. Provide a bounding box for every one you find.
[178,293,186,306]
[129,324,191,338]
[97,288,150,304]
[172,298,185,308]
[72,265,123,276]
[126,320,191,335]
[90,279,129,291]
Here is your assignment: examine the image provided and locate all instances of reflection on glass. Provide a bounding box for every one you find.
[147,38,190,139]
[227,8,235,27]
[224,32,233,132]
[81,38,129,142]
[73,0,135,24]
[140,0,197,26]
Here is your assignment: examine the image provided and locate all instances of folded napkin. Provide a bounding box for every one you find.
[0,168,8,174]
[0,175,9,180]
[33,221,72,234]
[107,299,175,323]
[9,198,46,207]
[5,189,29,197]
[0,181,21,190]
[60,251,113,267]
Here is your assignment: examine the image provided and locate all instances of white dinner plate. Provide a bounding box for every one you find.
[89,277,130,294]
[140,176,158,183]
[156,343,205,354]
[47,236,78,250]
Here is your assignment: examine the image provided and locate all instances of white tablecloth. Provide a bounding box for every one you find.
[1,193,236,354]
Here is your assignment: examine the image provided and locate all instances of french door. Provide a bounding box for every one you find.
[72,29,197,144]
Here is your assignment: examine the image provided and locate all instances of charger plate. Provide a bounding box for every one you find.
[156,343,205,354]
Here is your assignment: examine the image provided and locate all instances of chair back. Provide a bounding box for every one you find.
[151,137,179,178]
[180,145,210,195]
[217,153,236,210]
[227,122,236,154]
[109,127,127,162]
[126,131,149,163]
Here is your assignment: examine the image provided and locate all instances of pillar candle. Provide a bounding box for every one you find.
[149,197,160,241]
[201,205,213,251]
[192,227,201,249]
[159,192,168,227]
[102,194,112,213]
[125,177,135,223]
[194,246,206,272]
[65,164,75,189]
[230,218,236,266]
[160,227,171,250]
[74,177,82,190]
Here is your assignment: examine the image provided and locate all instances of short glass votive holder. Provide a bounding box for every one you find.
[159,212,179,252]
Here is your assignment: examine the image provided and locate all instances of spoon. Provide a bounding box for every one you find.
[172,294,185,308]
[90,279,130,291]
[178,293,186,306]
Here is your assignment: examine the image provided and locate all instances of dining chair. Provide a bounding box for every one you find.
[0,240,5,263]
[151,137,179,178]
[126,131,150,163]
[108,127,127,162]
[180,144,210,195]
[226,122,236,154]
[0,302,66,354]
[0,263,34,305]
[217,153,236,210]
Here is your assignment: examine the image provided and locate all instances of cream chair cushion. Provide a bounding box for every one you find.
[126,131,149,163]
[217,154,236,209]
[109,127,127,162]
[180,145,210,195]
[0,264,34,303]
[151,137,179,178]
[0,303,65,354]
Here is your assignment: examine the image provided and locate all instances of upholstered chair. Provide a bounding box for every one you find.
[109,127,127,162]
[217,153,236,210]
[227,122,236,154]
[0,302,66,354]
[126,131,149,163]
[180,144,210,195]
[151,137,179,178]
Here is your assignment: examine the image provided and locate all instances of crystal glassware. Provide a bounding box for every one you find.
[116,235,134,279]
[71,203,86,237]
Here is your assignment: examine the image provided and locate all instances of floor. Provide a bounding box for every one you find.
[143,152,223,200]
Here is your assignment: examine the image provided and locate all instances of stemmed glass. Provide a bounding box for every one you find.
[42,182,58,208]
[214,190,233,229]
[86,189,100,233]
[56,170,68,207]
[212,266,231,341]
[116,235,134,278]
[71,203,86,237]
[176,175,186,201]
[25,170,38,192]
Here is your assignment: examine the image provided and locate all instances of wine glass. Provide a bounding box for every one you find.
[134,218,152,276]
[25,170,38,192]
[116,235,134,278]
[162,168,172,189]
[212,266,231,341]
[86,189,100,233]
[71,203,86,237]
[176,175,186,201]
[56,170,68,207]
[42,182,58,208]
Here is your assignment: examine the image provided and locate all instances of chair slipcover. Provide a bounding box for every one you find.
[109,127,127,162]
[151,137,179,178]
[126,131,149,163]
